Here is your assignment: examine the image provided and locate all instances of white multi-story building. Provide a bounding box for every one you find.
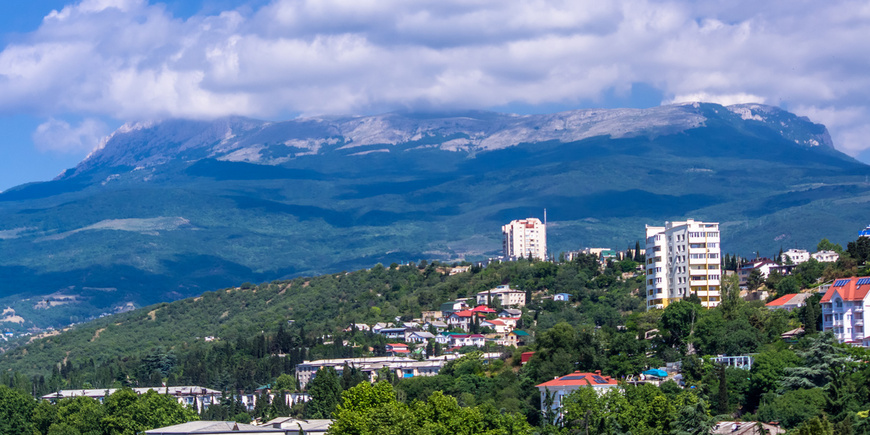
[645,219,721,310]
[502,218,547,260]
[821,276,870,346]
[813,250,840,263]
[476,285,526,307]
[782,249,810,264]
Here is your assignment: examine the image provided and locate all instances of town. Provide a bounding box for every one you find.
[9,216,870,435]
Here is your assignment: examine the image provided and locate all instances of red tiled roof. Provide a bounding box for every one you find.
[821,276,870,303]
[387,343,408,348]
[766,293,801,307]
[471,305,497,313]
[483,319,505,326]
[521,352,535,363]
[536,371,618,388]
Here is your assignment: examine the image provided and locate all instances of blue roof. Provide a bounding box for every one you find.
[643,369,668,377]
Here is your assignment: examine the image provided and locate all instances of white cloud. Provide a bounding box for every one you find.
[32,118,110,153]
[0,0,869,154]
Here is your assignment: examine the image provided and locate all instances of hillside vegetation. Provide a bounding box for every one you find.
[3,103,870,329]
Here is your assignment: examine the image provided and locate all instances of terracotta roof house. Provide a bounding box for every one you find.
[765,293,811,311]
[821,276,870,345]
[536,370,619,415]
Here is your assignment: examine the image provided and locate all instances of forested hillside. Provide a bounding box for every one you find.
[4,103,870,330]
[4,247,870,433]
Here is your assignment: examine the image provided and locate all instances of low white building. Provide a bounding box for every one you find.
[43,386,221,413]
[782,249,810,264]
[295,356,449,388]
[813,250,840,263]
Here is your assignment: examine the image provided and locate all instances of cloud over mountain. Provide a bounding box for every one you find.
[0,0,869,155]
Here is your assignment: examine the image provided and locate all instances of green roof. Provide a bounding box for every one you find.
[510,330,530,336]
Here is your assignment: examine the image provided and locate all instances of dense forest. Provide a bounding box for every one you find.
[2,238,870,433]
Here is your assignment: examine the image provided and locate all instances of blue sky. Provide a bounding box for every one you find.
[1,0,869,191]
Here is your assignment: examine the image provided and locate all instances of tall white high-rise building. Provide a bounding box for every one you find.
[645,219,721,310]
[502,218,547,260]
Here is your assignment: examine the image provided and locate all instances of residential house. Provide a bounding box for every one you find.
[506,330,530,347]
[447,334,486,348]
[449,266,470,275]
[737,259,778,287]
[765,293,811,311]
[377,327,414,341]
[498,308,522,318]
[421,310,443,322]
[781,249,810,264]
[425,321,448,332]
[470,305,497,314]
[821,276,870,345]
[813,250,840,263]
[407,331,435,343]
[296,356,447,389]
[439,300,469,315]
[709,355,753,370]
[480,318,511,334]
[385,343,410,356]
[476,285,527,307]
[447,310,482,332]
[554,293,572,302]
[536,371,619,417]
[344,323,371,332]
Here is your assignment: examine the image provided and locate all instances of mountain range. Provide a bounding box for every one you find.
[1,102,868,330]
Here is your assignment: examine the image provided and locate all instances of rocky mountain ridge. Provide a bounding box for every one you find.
[67,102,834,177]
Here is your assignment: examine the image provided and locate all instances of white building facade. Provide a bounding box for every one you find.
[476,285,527,307]
[645,219,721,310]
[502,218,547,260]
[782,249,810,264]
[821,277,870,346]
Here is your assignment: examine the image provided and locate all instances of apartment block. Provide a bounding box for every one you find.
[821,277,870,346]
[645,219,721,310]
[502,218,547,260]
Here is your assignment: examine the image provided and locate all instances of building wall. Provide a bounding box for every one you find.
[502,218,547,260]
[645,219,721,310]
[822,294,868,343]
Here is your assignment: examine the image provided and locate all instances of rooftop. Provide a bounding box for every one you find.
[821,276,870,303]
[536,371,618,388]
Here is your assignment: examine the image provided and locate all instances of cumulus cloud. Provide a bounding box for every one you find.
[32,118,109,153]
[0,0,869,155]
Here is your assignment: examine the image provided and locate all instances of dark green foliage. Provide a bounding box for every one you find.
[305,367,342,419]
[0,385,37,435]
[848,237,870,264]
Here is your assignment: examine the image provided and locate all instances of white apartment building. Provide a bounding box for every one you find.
[502,218,547,260]
[782,249,810,264]
[645,219,721,310]
[821,277,870,346]
[476,285,527,307]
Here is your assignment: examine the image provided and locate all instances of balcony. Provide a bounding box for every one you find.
[855,319,864,326]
